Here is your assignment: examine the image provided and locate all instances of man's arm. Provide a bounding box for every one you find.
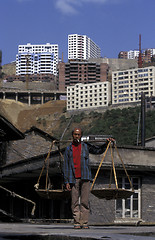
[63,146,72,191]
[63,147,70,183]
[86,142,108,154]
[86,138,115,155]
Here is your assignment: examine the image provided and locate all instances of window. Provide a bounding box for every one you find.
[115,177,141,219]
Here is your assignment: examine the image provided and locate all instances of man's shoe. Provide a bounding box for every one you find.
[74,224,81,229]
[82,224,89,229]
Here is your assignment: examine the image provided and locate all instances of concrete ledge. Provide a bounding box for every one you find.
[1,223,155,240]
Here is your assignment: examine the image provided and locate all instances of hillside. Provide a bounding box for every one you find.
[56,107,155,145]
[0,99,155,146]
[0,99,66,135]
[2,62,16,76]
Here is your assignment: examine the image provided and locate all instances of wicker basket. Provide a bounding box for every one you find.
[91,188,134,200]
[35,189,71,200]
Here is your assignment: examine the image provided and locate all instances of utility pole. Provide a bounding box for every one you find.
[141,92,146,147]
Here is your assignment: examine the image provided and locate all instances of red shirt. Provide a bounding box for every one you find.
[72,142,81,178]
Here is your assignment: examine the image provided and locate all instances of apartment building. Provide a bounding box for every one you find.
[119,49,155,63]
[118,51,128,59]
[67,81,111,111]
[58,60,109,91]
[128,49,154,63]
[112,66,155,105]
[127,50,139,59]
[16,43,59,75]
[68,34,101,60]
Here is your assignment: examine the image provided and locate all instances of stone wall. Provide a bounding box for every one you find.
[89,170,115,224]
[0,81,56,91]
[88,146,155,224]
[141,174,155,222]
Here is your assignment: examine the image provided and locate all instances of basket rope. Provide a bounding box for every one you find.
[90,141,134,192]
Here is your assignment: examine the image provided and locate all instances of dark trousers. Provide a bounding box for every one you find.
[71,179,90,225]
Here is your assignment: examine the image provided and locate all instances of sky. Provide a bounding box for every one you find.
[1,0,155,65]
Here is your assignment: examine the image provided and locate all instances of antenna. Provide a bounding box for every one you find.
[138,34,143,68]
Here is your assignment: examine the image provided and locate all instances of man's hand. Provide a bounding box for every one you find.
[66,183,71,191]
[107,137,115,142]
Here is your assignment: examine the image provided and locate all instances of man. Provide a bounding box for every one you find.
[64,127,113,229]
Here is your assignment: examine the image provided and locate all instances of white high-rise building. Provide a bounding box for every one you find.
[16,43,59,75]
[68,34,101,60]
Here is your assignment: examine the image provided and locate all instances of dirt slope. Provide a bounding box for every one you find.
[0,99,66,135]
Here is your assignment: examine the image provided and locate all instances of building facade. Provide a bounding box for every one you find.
[5,73,56,83]
[118,49,155,63]
[67,82,111,111]
[16,43,59,75]
[112,66,155,105]
[68,34,101,60]
[118,51,128,59]
[127,50,140,59]
[58,60,109,91]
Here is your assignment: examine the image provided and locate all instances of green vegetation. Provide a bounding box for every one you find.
[84,107,141,145]
[74,112,86,123]
[145,110,155,139]
[54,107,155,146]
[88,107,155,145]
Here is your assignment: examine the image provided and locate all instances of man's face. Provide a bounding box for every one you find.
[72,128,82,143]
